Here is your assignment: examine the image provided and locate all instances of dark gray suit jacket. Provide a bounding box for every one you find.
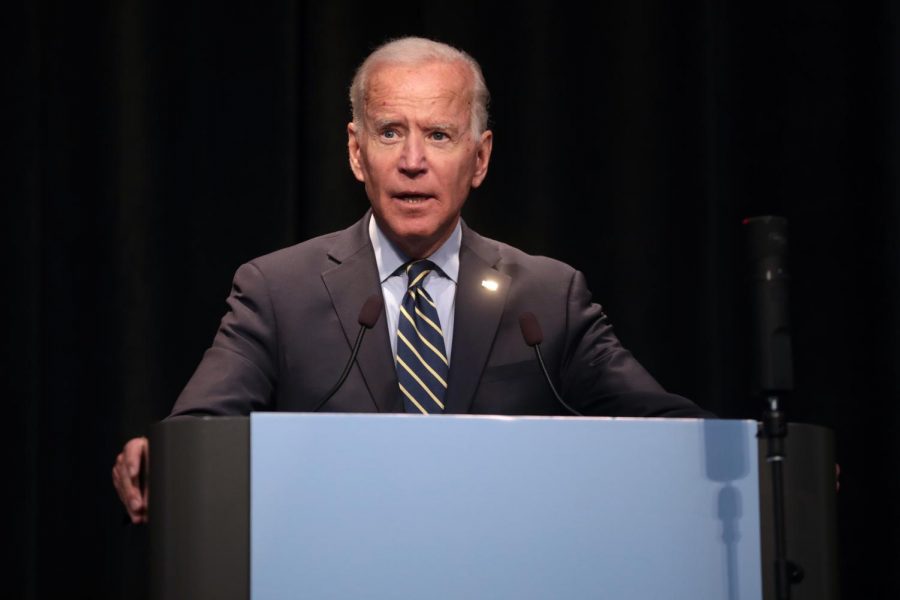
[170,214,707,418]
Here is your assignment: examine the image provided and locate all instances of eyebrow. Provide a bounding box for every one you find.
[425,123,458,132]
[371,118,403,130]
[369,118,463,135]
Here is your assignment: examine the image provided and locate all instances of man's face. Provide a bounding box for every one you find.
[348,60,493,258]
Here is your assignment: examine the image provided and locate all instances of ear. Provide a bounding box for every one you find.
[347,122,366,183]
[470,129,493,189]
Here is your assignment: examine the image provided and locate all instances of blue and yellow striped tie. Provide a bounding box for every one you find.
[397,260,449,414]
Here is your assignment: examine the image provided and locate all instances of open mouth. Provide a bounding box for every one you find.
[393,193,434,203]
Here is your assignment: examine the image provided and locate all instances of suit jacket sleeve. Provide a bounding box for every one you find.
[560,270,713,418]
[170,262,278,416]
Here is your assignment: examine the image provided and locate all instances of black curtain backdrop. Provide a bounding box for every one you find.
[9,0,898,597]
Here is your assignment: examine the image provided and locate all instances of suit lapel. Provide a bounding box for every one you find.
[443,225,511,414]
[321,214,398,413]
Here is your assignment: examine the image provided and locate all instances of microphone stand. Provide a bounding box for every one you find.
[760,392,798,600]
[312,294,383,413]
[745,215,803,600]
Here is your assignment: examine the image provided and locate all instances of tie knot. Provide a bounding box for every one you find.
[404,260,437,289]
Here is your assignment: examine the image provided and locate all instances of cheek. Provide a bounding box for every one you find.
[362,154,395,187]
[449,162,476,193]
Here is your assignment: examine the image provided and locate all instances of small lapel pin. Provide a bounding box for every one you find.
[481,279,499,291]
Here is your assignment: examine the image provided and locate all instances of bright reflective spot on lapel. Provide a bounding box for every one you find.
[481,279,499,291]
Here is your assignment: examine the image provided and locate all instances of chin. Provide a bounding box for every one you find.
[383,215,440,240]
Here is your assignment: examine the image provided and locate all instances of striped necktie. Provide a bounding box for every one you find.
[396,260,449,414]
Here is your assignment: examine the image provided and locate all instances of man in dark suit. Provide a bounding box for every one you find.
[112,36,707,523]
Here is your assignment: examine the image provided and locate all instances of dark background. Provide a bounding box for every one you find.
[9,0,898,597]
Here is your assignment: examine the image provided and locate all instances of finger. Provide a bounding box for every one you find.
[114,438,150,523]
[124,437,149,480]
[113,458,142,514]
[114,467,136,506]
[130,490,149,524]
[124,447,142,479]
[128,492,145,515]
[119,478,147,522]
[112,462,128,494]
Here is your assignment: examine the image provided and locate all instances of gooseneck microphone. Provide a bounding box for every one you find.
[518,312,583,416]
[313,294,384,412]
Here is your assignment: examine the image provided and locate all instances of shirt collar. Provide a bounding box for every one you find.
[369,214,461,284]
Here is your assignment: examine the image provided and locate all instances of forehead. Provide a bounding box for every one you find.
[364,60,473,121]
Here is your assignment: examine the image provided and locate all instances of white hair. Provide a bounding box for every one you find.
[349,37,490,136]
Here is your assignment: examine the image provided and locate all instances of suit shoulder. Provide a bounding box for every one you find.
[237,219,367,278]
[248,231,341,268]
[470,230,578,281]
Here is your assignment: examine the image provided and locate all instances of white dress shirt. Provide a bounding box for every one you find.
[368,215,460,362]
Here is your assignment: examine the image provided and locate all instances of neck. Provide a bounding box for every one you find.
[398,239,444,260]
[379,218,459,260]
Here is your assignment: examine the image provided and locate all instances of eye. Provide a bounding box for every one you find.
[381,129,397,139]
[431,131,448,141]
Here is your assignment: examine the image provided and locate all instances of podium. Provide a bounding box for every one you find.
[149,415,837,599]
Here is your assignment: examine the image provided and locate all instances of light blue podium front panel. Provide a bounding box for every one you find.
[251,414,760,600]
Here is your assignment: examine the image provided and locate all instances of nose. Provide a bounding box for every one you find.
[398,133,427,178]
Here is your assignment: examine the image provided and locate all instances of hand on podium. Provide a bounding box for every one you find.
[112,436,149,524]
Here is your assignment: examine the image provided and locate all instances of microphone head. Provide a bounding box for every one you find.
[742,215,793,393]
[743,215,789,281]
[358,294,384,329]
[519,312,543,347]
